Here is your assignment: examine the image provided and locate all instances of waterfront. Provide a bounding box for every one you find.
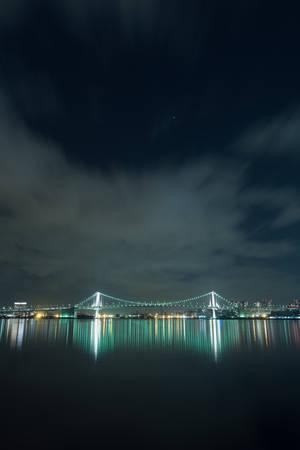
[1,318,300,449]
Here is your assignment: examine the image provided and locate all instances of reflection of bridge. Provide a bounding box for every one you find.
[4,316,300,362]
[0,291,238,318]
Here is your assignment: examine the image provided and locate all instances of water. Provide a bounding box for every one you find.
[1,318,300,449]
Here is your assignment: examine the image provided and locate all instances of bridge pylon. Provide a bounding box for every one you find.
[93,292,102,318]
[209,291,219,319]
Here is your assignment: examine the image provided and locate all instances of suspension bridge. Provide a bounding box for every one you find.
[0,291,239,318]
[75,290,237,318]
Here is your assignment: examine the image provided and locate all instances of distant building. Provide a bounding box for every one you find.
[13,302,28,311]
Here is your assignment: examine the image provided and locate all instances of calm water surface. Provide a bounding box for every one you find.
[1,318,300,449]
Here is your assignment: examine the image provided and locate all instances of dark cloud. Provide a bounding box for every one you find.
[0,0,259,56]
[0,0,27,27]
[0,100,299,304]
[62,0,160,36]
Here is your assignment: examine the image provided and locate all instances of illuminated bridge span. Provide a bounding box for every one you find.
[75,291,238,318]
[0,291,239,318]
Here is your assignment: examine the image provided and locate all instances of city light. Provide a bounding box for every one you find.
[1,290,299,320]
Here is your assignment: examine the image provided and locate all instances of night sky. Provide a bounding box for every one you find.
[0,1,300,304]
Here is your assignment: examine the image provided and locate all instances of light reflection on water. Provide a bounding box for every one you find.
[2,318,300,450]
[1,318,300,360]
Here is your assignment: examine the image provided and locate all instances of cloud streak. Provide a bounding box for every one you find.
[236,109,300,157]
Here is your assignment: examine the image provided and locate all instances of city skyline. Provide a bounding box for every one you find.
[2,290,300,319]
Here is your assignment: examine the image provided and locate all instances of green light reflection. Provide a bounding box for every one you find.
[1,319,300,361]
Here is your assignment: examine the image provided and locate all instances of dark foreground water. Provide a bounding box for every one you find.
[1,318,300,450]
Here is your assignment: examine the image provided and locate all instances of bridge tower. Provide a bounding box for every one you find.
[94,292,102,318]
[210,291,217,319]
